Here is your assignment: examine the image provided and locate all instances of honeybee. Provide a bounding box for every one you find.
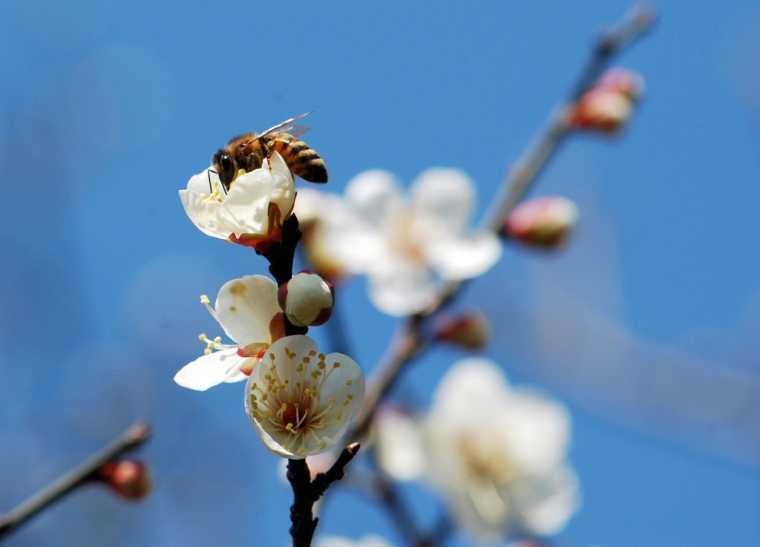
[212,112,328,191]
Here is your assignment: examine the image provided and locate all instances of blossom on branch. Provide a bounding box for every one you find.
[294,188,354,281]
[179,152,296,252]
[310,168,502,315]
[376,359,580,543]
[174,275,284,391]
[245,335,364,458]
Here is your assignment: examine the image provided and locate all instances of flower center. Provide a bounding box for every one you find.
[389,214,426,263]
[458,434,516,485]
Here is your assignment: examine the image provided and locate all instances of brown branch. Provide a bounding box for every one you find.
[286,443,361,547]
[345,1,657,447]
[0,422,151,543]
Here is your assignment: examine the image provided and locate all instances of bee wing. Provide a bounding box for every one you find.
[258,112,312,138]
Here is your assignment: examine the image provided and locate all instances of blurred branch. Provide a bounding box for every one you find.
[287,443,360,547]
[347,3,657,444]
[0,422,151,543]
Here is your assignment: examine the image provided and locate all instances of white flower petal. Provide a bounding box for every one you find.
[513,465,581,536]
[410,168,475,237]
[173,348,248,391]
[368,258,439,316]
[503,388,571,475]
[214,275,279,345]
[345,169,405,231]
[425,232,502,280]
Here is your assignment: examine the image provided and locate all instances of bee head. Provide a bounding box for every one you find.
[212,149,237,189]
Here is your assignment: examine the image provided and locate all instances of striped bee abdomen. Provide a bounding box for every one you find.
[265,133,328,183]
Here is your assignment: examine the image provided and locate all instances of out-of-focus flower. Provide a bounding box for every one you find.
[570,68,644,133]
[434,310,491,350]
[179,152,295,252]
[376,359,580,543]
[245,335,364,458]
[506,196,578,249]
[174,275,284,391]
[315,535,393,547]
[98,460,152,501]
[374,405,426,481]
[294,188,353,281]
[317,169,502,315]
[278,271,334,327]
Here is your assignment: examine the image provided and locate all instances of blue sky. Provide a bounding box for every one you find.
[1,1,759,546]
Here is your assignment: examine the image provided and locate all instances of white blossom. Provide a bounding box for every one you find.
[310,169,501,315]
[315,535,393,547]
[245,335,364,458]
[376,359,580,543]
[173,275,284,391]
[179,152,295,250]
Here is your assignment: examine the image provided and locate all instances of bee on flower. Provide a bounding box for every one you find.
[179,152,296,252]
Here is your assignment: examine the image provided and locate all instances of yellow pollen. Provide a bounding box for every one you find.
[345,379,353,386]
[200,294,210,305]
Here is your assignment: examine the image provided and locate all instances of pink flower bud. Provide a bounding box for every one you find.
[570,68,643,133]
[506,196,578,249]
[434,311,490,350]
[98,460,152,501]
[278,272,335,327]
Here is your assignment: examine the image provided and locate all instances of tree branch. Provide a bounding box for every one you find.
[287,443,361,547]
[0,422,151,543]
[346,1,657,448]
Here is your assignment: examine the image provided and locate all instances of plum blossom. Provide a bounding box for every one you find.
[179,152,295,251]
[245,335,364,458]
[376,359,580,543]
[173,275,284,391]
[311,169,501,315]
[315,535,392,547]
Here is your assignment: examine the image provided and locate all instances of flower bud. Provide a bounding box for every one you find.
[98,460,152,501]
[570,68,643,133]
[433,311,490,350]
[505,196,578,249]
[278,272,334,327]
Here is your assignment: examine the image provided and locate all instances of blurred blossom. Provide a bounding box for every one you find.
[295,188,354,281]
[377,359,579,543]
[304,169,501,315]
[315,535,393,547]
[570,68,643,134]
[174,275,284,391]
[374,405,426,481]
[245,335,364,458]
[179,153,295,251]
[279,271,335,327]
[506,196,579,250]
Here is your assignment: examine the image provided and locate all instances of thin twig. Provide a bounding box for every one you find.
[0,422,151,542]
[346,3,656,446]
[286,443,361,547]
